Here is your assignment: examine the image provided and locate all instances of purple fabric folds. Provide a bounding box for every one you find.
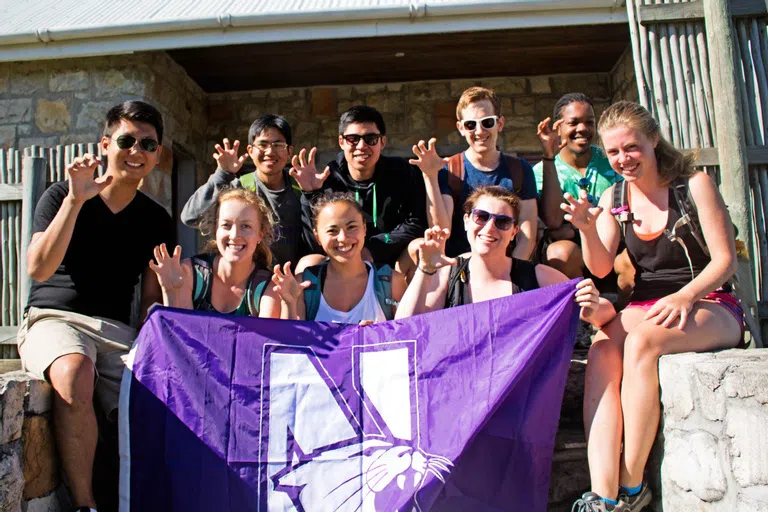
[120,279,578,512]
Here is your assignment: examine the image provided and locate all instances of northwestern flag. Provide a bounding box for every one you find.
[119,279,579,511]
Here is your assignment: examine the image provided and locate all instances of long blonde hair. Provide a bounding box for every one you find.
[598,101,694,185]
[200,187,274,268]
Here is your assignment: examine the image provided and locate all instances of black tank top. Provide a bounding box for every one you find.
[624,188,711,302]
[445,256,539,308]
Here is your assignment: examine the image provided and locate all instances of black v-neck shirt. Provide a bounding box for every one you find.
[27,181,173,324]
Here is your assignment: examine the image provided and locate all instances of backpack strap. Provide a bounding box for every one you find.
[245,268,274,316]
[511,258,539,292]
[191,254,215,309]
[372,264,396,320]
[671,177,710,257]
[302,261,328,321]
[445,256,472,308]
[503,154,524,196]
[238,172,258,190]
[610,181,631,240]
[446,153,464,210]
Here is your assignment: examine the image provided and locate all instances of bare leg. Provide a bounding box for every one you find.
[619,302,741,487]
[47,353,98,508]
[545,240,584,279]
[295,253,327,274]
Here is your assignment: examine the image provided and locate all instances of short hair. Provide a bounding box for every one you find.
[456,86,502,120]
[248,114,293,146]
[103,101,164,144]
[463,186,521,222]
[338,106,386,135]
[553,93,594,122]
[311,191,365,230]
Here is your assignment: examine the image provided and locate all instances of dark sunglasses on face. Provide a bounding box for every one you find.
[471,208,515,231]
[114,135,159,153]
[342,133,382,146]
[461,115,498,131]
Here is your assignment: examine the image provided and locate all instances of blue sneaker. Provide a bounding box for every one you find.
[619,482,652,511]
[572,492,630,511]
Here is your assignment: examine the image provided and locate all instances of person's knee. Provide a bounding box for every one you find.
[407,238,422,261]
[587,337,623,373]
[47,354,95,408]
[295,253,327,273]
[623,328,661,370]
[547,240,580,263]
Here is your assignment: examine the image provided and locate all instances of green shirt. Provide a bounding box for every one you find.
[533,145,622,205]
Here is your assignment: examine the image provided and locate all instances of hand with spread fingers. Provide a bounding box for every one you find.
[271,262,310,307]
[66,153,111,202]
[644,291,695,330]
[149,244,192,303]
[417,226,457,274]
[561,190,603,232]
[289,147,330,191]
[537,117,566,159]
[214,138,249,175]
[574,278,600,317]
[409,138,449,178]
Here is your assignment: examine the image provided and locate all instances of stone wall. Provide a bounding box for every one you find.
[650,349,768,511]
[205,72,615,171]
[610,45,639,104]
[0,372,65,512]
[0,52,207,212]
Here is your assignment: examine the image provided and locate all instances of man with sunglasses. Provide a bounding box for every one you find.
[410,86,539,261]
[291,105,427,269]
[181,114,308,266]
[19,101,172,512]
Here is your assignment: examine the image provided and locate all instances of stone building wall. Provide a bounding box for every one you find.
[610,45,640,104]
[205,72,614,171]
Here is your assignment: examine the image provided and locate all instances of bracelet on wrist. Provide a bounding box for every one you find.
[418,266,438,275]
[541,156,555,161]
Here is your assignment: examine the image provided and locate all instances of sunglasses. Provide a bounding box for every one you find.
[341,133,382,146]
[461,116,498,131]
[577,177,596,205]
[254,140,288,151]
[114,135,159,153]
[471,208,515,231]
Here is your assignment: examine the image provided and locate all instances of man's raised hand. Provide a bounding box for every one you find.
[537,117,566,159]
[66,153,111,203]
[289,147,330,192]
[409,138,448,178]
[214,138,249,175]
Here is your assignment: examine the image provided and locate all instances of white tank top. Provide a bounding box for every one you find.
[314,262,388,324]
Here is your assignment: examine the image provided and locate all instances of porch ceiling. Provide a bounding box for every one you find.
[168,23,631,93]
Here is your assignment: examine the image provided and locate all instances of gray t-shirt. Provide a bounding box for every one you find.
[180,168,306,266]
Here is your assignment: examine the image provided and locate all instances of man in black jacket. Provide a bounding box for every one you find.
[291,106,427,269]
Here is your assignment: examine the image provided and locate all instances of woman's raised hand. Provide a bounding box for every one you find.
[417,227,457,272]
[272,262,310,305]
[574,278,600,317]
[561,190,603,232]
[149,244,191,293]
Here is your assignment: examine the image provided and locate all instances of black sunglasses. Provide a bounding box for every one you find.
[461,116,498,131]
[471,208,515,231]
[114,135,159,153]
[341,133,382,146]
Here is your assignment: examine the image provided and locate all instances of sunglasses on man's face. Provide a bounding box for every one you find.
[341,133,382,146]
[114,135,159,153]
[461,116,498,132]
[471,208,515,231]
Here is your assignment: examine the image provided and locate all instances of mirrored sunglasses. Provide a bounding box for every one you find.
[114,135,159,153]
[471,208,515,231]
[462,116,498,131]
[342,133,382,146]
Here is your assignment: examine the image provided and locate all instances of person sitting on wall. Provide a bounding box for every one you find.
[565,101,745,512]
[19,101,173,512]
[181,114,309,267]
[407,86,540,271]
[288,105,428,273]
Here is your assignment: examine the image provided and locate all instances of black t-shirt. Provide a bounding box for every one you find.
[26,181,173,325]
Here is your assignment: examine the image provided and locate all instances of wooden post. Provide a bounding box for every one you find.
[20,156,47,314]
[703,0,762,346]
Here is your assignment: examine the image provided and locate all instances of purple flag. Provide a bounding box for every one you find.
[119,279,578,512]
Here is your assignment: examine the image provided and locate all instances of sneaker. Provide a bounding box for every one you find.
[619,482,652,511]
[572,492,630,512]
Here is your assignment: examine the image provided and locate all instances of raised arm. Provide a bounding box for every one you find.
[409,138,452,230]
[537,117,566,229]
[148,244,194,310]
[271,262,310,320]
[564,187,620,278]
[512,198,537,260]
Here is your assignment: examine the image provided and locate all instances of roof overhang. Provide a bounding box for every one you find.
[0,0,628,62]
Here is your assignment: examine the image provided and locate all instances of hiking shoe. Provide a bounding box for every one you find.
[619,482,652,511]
[572,492,630,512]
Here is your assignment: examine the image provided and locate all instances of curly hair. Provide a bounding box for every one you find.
[199,187,275,268]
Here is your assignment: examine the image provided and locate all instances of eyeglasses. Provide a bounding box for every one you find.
[471,208,515,231]
[254,140,288,151]
[461,116,498,131]
[341,133,382,146]
[114,135,159,153]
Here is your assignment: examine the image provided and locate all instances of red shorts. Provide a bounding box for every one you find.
[626,292,746,346]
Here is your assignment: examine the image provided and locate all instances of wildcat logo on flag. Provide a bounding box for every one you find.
[119,280,579,512]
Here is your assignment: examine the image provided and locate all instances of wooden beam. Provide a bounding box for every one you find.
[20,156,47,314]
[639,0,766,25]
[0,326,17,345]
[0,183,22,202]
[682,146,768,166]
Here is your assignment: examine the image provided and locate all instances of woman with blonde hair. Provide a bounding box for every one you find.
[150,186,283,317]
[563,101,744,512]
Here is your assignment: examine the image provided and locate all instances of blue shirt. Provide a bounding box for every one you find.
[437,152,537,256]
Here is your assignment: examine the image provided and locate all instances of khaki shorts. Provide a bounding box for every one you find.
[17,307,136,417]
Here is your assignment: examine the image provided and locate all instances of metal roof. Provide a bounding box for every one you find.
[0,0,628,61]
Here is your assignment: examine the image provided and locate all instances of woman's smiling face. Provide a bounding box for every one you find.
[216,198,262,264]
[601,124,658,182]
[464,195,519,256]
[314,201,366,263]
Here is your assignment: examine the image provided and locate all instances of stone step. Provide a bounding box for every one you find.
[0,359,21,374]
